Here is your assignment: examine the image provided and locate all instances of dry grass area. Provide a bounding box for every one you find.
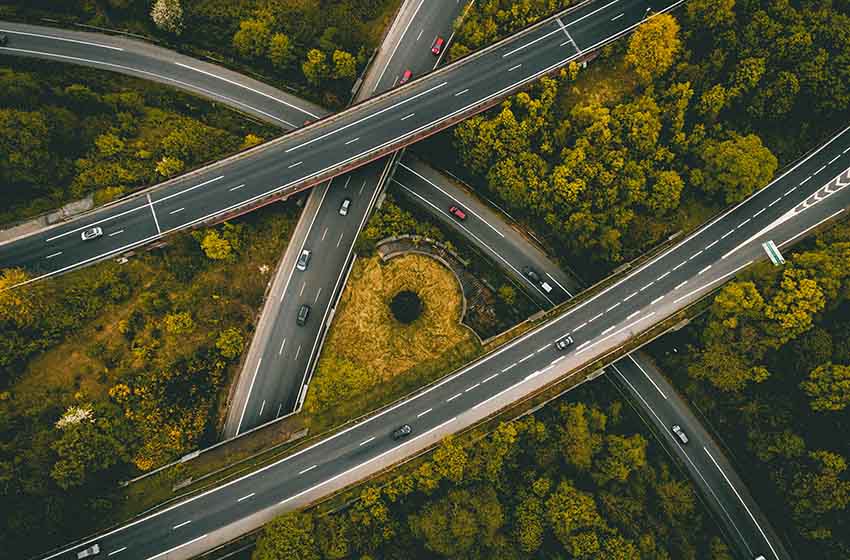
[305,254,482,428]
[560,58,639,109]
[326,254,477,379]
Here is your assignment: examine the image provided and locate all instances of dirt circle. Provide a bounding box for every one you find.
[390,289,423,323]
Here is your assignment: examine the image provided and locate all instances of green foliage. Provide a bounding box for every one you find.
[233,17,273,59]
[801,363,850,412]
[268,33,294,68]
[331,50,358,81]
[625,14,681,84]
[302,49,330,85]
[199,230,233,260]
[163,311,194,335]
[253,512,320,560]
[215,328,245,360]
[700,133,778,204]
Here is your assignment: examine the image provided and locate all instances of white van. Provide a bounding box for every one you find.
[77,544,100,558]
[540,281,553,293]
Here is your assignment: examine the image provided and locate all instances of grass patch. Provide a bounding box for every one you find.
[304,254,482,428]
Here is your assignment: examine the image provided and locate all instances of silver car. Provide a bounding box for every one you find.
[296,249,311,271]
[77,544,100,559]
[339,198,351,216]
[81,227,103,241]
[671,424,689,445]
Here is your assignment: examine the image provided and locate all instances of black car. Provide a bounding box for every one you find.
[392,424,412,440]
[523,266,541,283]
[296,304,311,326]
[0,34,8,47]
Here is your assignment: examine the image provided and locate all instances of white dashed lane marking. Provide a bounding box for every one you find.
[359,437,375,446]
[651,296,664,305]
[447,393,462,402]
[699,265,712,275]
[237,493,254,502]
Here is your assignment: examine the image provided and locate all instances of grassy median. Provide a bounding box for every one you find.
[303,254,482,430]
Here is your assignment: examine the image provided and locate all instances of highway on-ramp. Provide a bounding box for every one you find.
[1,0,681,285]
[223,0,470,436]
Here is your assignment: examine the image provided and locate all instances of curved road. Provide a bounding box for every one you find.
[41,116,850,560]
[0,0,678,284]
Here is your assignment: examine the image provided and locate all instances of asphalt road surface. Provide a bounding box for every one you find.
[43,117,850,560]
[223,0,469,436]
[0,0,682,285]
[393,155,789,559]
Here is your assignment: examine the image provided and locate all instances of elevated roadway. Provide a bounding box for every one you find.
[0,0,682,285]
[42,115,850,560]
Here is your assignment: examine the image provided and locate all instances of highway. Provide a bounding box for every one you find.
[223,0,469,436]
[393,155,789,559]
[0,0,681,285]
[43,115,850,560]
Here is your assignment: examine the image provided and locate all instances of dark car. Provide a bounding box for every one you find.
[398,69,413,86]
[523,266,541,284]
[554,335,574,351]
[296,304,311,326]
[392,424,412,440]
[431,36,445,56]
[449,205,467,220]
[0,34,8,47]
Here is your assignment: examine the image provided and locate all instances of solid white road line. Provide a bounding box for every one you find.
[626,354,667,399]
[577,312,656,356]
[145,534,207,560]
[235,358,261,434]
[279,418,457,508]
[398,163,505,238]
[288,80,447,154]
[545,272,573,296]
[174,62,319,118]
[704,447,780,560]
[147,193,161,234]
[778,208,845,248]
[172,520,191,530]
[0,28,123,50]
[237,493,254,502]
[673,261,753,304]
[371,0,425,93]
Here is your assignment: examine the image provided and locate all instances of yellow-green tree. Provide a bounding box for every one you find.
[200,230,233,260]
[625,14,681,84]
[253,512,320,560]
[801,363,850,412]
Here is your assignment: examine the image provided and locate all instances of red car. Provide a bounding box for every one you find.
[449,206,467,220]
[398,69,413,86]
[431,36,445,56]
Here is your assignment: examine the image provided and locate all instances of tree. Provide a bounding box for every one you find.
[0,269,38,327]
[514,495,545,553]
[304,356,373,413]
[625,14,681,83]
[801,363,850,412]
[498,285,516,305]
[408,486,504,557]
[155,155,184,177]
[0,109,52,189]
[546,480,605,554]
[253,512,320,560]
[647,169,684,212]
[688,343,770,392]
[51,406,128,489]
[332,50,358,80]
[432,436,468,483]
[302,49,330,85]
[593,433,648,485]
[559,402,602,471]
[268,33,294,68]
[233,18,272,59]
[790,450,850,533]
[150,0,184,35]
[215,328,244,360]
[163,311,194,335]
[700,134,778,204]
[241,134,264,150]
[200,230,233,260]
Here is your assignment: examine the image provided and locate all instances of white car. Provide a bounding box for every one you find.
[296,249,311,271]
[77,543,100,559]
[671,424,689,445]
[81,227,103,241]
[339,198,351,216]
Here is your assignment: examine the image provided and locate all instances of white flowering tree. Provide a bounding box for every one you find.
[151,0,184,35]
